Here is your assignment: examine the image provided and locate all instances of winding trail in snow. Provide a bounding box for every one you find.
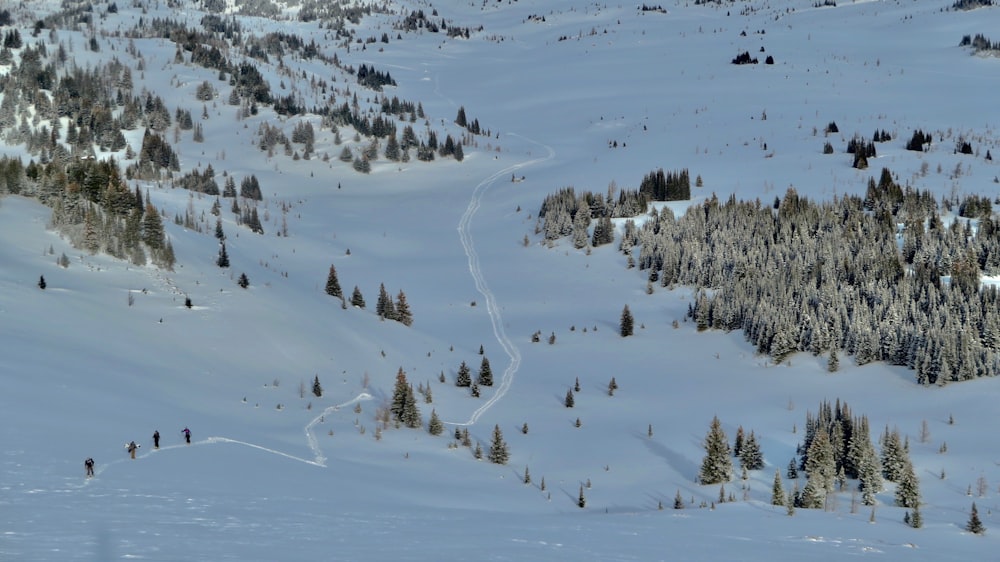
[450,135,555,426]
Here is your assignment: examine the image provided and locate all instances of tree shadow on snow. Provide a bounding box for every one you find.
[635,432,699,482]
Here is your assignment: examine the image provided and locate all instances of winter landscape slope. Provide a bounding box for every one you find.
[3,0,1000,559]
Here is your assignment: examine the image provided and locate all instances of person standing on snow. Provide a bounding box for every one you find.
[153,430,160,449]
[84,458,95,477]
[182,427,191,445]
[127,441,140,459]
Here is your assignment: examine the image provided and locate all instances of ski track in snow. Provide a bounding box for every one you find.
[450,134,555,427]
[77,393,374,483]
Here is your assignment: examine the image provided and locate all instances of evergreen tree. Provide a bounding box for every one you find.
[455,361,472,387]
[894,459,920,509]
[577,485,586,508]
[38,275,46,289]
[141,202,164,249]
[967,502,985,535]
[395,290,413,326]
[488,424,509,464]
[733,426,745,458]
[325,264,343,299]
[376,283,395,320]
[312,375,323,397]
[740,430,764,470]
[880,427,907,482]
[804,429,836,494]
[674,489,685,509]
[427,409,444,435]
[699,415,733,485]
[237,272,250,289]
[477,356,493,386]
[827,349,839,372]
[910,504,923,529]
[390,368,420,427]
[564,388,575,408]
[216,242,229,268]
[620,304,634,337]
[771,469,786,506]
[523,466,531,484]
[350,285,366,308]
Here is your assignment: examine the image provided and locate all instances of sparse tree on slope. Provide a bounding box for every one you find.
[477,356,493,386]
[740,430,764,471]
[325,264,343,299]
[455,361,472,387]
[488,424,509,464]
[699,416,733,485]
[967,502,985,535]
[620,304,634,337]
[771,469,786,506]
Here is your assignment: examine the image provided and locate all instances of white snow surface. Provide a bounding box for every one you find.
[3,0,1000,559]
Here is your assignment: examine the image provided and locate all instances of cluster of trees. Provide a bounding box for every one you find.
[960,33,1000,53]
[700,400,922,523]
[537,169,693,248]
[356,64,396,91]
[324,266,413,325]
[595,167,1000,383]
[952,0,993,10]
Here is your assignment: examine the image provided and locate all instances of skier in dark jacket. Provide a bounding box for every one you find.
[182,427,191,444]
[85,458,95,477]
[153,430,160,449]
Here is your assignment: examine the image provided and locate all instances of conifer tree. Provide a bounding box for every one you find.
[894,459,920,509]
[740,430,764,470]
[620,304,634,337]
[395,290,413,326]
[564,388,575,408]
[38,275,46,289]
[216,242,230,268]
[523,465,531,484]
[771,469,786,506]
[237,272,250,289]
[325,264,343,299]
[967,502,985,535]
[455,361,472,387]
[350,285,366,308]
[577,485,586,508]
[699,415,733,485]
[390,368,420,427]
[477,356,493,386]
[312,375,323,397]
[427,409,443,435]
[488,424,509,465]
[402,383,421,428]
[733,426,745,458]
[376,283,395,320]
[674,489,685,509]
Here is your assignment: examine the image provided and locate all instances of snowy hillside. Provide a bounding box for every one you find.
[3,0,1000,559]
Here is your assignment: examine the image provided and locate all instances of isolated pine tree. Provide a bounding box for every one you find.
[523,465,531,484]
[967,502,985,535]
[237,272,250,289]
[216,242,229,268]
[325,264,343,299]
[699,416,733,485]
[577,485,586,508]
[455,361,472,387]
[427,409,443,435]
[771,469,786,506]
[477,356,493,386]
[564,388,575,408]
[312,375,323,397]
[488,424,509,464]
[38,275,46,289]
[620,304,634,337]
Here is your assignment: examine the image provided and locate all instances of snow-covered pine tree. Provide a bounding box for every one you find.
[771,469,786,506]
[740,430,764,470]
[477,356,493,386]
[564,388,575,408]
[488,424,509,464]
[699,415,733,485]
[427,409,443,435]
[312,375,322,397]
[455,361,472,387]
[325,264,343,299]
[395,290,413,326]
[967,502,985,535]
[620,304,634,337]
[894,459,920,509]
[350,285,366,308]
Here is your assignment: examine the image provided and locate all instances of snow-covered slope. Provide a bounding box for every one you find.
[3,0,1000,559]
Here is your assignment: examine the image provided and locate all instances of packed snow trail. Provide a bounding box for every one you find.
[451,135,555,426]
[79,393,373,481]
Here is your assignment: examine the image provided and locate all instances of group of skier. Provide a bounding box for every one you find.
[85,427,192,478]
